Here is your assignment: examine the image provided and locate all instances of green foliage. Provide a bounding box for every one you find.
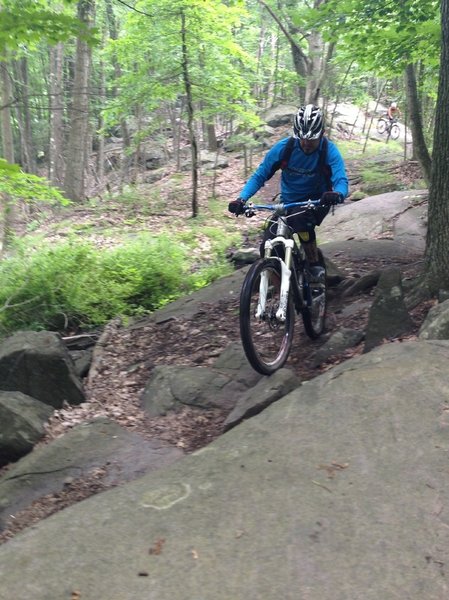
[102,0,259,131]
[313,0,440,75]
[337,138,402,159]
[0,230,235,335]
[0,160,70,206]
[360,165,395,185]
[0,0,96,54]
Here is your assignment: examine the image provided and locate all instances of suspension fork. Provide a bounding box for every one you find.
[256,238,294,322]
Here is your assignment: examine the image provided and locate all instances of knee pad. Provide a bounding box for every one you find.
[298,230,316,244]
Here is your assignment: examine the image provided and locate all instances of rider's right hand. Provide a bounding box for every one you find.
[228,198,246,216]
[320,191,343,206]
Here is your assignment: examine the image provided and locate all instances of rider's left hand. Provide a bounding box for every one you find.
[320,191,343,206]
[228,198,246,216]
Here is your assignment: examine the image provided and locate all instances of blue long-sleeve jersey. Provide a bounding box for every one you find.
[239,136,349,203]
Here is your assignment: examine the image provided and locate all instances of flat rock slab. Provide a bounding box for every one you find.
[321,238,423,261]
[318,190,427,246]
[0,418,183,532]
[151,267,248,323]
[1,341,449,599]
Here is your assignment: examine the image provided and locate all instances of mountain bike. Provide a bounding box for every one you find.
[376,116,400,140]
[239,199,327,375]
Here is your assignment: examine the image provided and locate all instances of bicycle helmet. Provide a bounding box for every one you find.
[391,102,397,108]
[293,104,324,140]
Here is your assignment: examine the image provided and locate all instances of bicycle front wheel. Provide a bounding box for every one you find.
[390,123,400,140]
[240,258,294,375]
[376,118,387,134]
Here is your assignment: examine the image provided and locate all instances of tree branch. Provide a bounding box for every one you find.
[257,0,309,66]
[114,0,154,18]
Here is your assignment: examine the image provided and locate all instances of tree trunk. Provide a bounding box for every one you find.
[423,0,449,291]
[0,60,14,163]
[13,57,36,174]
[180,10,199,218]
[254,16,266,104]
[105,0,131,186]
[268,30,280,106]
[0,53,17,253]
[304,31,324,104]
[290,42,307,100]
[207,122,218,152]
[49,42,65,187]
[257,0,332,105]
[404,63,432,185]
[96,45,106,185]
[63,0,93,202]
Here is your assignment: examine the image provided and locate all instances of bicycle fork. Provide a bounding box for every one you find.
[256,237,294,322]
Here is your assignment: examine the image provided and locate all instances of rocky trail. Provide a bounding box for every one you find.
[0,119,429,545]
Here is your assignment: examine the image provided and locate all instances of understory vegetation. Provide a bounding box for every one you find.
[0,219,239,336]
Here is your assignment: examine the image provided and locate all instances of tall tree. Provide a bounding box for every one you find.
[0,50,16,251]
[423,0,449,291]
[314,0,439,176]
[63,0,94,202]
[0,56,14,164]
[49,42,65,187]
[105,0,258,216]
[257,0,335,104]
[404,64,432,183]
[104,0,131,184]
[13,57,37,174]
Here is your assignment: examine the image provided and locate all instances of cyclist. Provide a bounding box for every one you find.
[387,101,401,122]
[228,104,349,281]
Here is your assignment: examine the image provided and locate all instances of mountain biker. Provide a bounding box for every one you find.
[228,104,349,281]
[387,102,401,121]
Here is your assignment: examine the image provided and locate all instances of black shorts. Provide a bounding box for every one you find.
[260,203,330,257]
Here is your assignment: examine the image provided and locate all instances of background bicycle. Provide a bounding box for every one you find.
[376,116,400,140]
[239,199,328,375]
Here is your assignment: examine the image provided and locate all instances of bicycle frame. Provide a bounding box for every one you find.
[245,199,321,322]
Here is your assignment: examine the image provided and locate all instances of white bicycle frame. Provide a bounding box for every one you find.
[256,225,294,323]
[248,198,321,324]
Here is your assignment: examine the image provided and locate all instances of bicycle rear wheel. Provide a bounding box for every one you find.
[240,258,294,375]
[390,123,400,140]
[301,250,327,339]
[376,118,387,134]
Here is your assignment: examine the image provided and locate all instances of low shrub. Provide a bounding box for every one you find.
[0,235,191,335]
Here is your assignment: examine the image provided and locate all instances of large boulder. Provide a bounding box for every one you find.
[141,342,262,417]
[364,268,414,352]
[142,365,234,416]
[419,299,449,340]
[223,367,300,431]
[0,392,53,467]
[0,417,183,533]
[260,104,297,127]
[311,327,364,367]
[0,331,86,408]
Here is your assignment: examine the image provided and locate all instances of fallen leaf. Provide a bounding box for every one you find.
[149,538,165,555]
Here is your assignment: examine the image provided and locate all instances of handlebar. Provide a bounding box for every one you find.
[244,199,322,218]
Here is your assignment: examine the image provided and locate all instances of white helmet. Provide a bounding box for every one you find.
[293,104,324,140]
[391,102,398,108]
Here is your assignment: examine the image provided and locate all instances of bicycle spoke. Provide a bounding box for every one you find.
[240,259,294,375]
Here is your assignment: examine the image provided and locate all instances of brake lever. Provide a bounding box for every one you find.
[244,201,256,218]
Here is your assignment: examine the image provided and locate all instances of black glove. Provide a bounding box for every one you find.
[320,191,343,206]
[228,198,246,216]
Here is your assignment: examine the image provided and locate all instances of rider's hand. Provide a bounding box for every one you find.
[228,198,246,216]
[320,191,343,206]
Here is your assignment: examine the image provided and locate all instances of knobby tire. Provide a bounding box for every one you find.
[240,258,294,375]
[390,123,400,140]
[301,249,327,339]
[376,118,387,134]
